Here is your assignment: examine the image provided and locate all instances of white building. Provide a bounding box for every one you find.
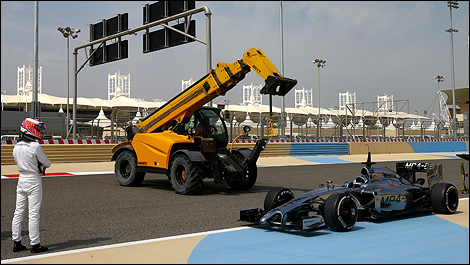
[377,94,394,112]
[295,87,313,108]
[339,91,356,111]
[242,83,262,106]
[17,65,42,95]
[108,72,130,100]
[182,77,195,91]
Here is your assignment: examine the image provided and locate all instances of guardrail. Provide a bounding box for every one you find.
[1,144,115,165]
[0,141,293,165]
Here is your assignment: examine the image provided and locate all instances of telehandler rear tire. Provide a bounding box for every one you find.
[115,151,145,186]
[170,154,204,195]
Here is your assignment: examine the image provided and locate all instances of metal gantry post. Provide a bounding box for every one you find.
[32,1,39,118]
[280,1,286,138]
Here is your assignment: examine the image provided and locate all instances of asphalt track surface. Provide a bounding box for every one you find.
[1,154,469,263]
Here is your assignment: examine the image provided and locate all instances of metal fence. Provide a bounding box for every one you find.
[3,110,467,143]
[224,114,469,142]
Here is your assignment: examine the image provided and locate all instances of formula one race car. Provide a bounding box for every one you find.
[239,153,459,232]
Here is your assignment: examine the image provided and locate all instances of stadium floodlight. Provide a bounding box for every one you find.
[57,26,80,139]
[312,59,326,140]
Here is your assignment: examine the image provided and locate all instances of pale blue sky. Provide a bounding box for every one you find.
[1,1,469,116]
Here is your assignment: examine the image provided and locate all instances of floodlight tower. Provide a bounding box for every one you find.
[434,75,445,121]
[445,1,459,138]
[58,26,81,138]
[313,59,326,140]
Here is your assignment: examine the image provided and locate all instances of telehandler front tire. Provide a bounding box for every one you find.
[115,151,145,187]
[170,154,204,195]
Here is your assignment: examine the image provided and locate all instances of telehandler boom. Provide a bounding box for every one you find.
[111,48,297,194]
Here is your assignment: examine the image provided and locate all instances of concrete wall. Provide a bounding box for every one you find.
[349,141,469,155]
[349,142,414,155]
[289,142,349,156]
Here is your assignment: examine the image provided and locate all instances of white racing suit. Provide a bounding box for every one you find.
[12,140,51,245]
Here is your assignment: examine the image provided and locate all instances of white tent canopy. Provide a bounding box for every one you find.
[83,108,112,128]
[1,93,164,110]
[1,93,432,123]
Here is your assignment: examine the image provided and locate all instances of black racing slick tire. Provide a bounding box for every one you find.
[170,154,204,195]
[324,193,358,232]
[227,151,257,191]
[431,183,459,214]
[264,187,295,211]
[115,151,145,187]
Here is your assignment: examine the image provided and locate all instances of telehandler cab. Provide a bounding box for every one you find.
[111,48,297,194]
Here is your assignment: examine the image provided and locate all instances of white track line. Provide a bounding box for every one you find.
[1,227,250,263]
[1,172,114,179]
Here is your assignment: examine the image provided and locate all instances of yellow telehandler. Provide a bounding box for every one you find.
[111,48,297,194]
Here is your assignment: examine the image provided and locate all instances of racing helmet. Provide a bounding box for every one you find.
[20,118,46,141]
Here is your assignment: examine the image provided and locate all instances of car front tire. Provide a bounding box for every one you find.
[264,187,295,211]
[324,192,358,232]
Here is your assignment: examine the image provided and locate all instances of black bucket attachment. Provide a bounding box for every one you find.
[260,75,297,96]
[126,125,141,141]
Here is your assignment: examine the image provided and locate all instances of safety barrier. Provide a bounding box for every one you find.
[1,139,114,145]
[2,138,467,145]
[232,141,291,157]
[290,142,349,156]
[2,140,468,166]
[349,141,469,155]
[407,141,469,153]
[0,142,290,165]
[1,144,114,165]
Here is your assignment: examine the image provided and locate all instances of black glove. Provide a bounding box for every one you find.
[38,161,46,176]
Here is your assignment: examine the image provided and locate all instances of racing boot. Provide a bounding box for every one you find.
[13,241,26,252]
[31,243,48,253]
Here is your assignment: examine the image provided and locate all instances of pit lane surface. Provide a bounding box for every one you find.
[1,155,468,263]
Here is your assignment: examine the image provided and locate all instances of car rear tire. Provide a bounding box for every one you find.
[227,151,257,190]
[324,192,357,232]
[431,183,459,214]
[170,154,204,195]
[115,151,145,186]
[264,187,295,211]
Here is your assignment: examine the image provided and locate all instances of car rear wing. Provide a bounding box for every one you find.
[396,162,443,187]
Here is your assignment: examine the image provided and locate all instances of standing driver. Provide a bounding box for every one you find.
[12,118,51,254]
